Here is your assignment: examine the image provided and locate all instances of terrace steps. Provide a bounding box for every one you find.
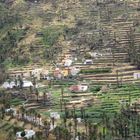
[63,92,93,97]
[79,70,139,78]
[78,62,139,85]
[92,58,129,63]
[80,75,134,80]
[79,65,137,72]
[75,62,128,66]
[24,102,41,110]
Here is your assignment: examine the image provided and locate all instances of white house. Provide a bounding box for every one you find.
[78,84,88,92]
[2,80,33,89]
[77,118,82,123]
[53,68,62,79]
[64,59,73,67]
[2,81,15,89]
[89,52,102,59]
[134,73,140,79]
[5,108,17,116]
[69,84,88,93]
[84,59,93,65]
[22,81,33,88]
[16,129,35,139]
[32,68,43,80]
[50,112,60,119]
[70,67,80,76]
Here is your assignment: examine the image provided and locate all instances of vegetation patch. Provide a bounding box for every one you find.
[42,25,66,47]
[90,86,102,93]
[10,29,26,42]
[10,98,25,106]
[80,68,112,74]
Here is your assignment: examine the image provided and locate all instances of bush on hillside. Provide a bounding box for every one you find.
[80,68,111,74]
[42,25,66,47]
[90,86,102,93]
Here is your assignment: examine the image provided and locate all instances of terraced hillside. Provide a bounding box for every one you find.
[56,0,140,86]
[0,0,140,85]
[1,0,140,140]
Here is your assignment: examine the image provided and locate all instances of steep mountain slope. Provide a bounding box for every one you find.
[0,0,140,85]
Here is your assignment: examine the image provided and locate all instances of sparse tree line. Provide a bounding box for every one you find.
[126,28,140,69]
[0,29,29,66]
[0,2,20,29]
[69,0,140,69]
[51,104,140,140]
[1,81,140,139]
[0,1,31,67]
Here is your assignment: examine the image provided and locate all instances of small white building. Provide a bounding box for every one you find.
[69,84,88,93]
[64,59,73,67]
[77,118,82,123]
[5,108,17,116]
[2,80,33,89]
[2,81,15,89]
[50,112,60,119]
[16,129,35,139]
[53,68,62,79]
[70,67,80,76]
[134,73,140,79]
[32,68,43,80]
[89,52,102,59]
[84,59,93,65]
[79,85,88,92]
[23,81,33,88]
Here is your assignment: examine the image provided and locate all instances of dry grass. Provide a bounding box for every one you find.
[0,132,7,140]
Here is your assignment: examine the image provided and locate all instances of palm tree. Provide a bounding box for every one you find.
[29,85,33,94]
[63,116,67,128]
[99,132,102,140]
[80,107,85,119]
[54,126,61,140]
[87,120,92,139]
[60,98,63,112]
[7,129,15,140]
[0,66,6,84]
[51,117,55,128]
[68,121,72,135]
[30,108,36,123]
[74,114,78,138]
[77,132,81,140]
[35,131,43,140]
[43,120,50,138]
[84,118,88,136]
[43,92,47,105]
[102,126,106,140]
[136,115,140,136]
[2,93,11,108]
[81,132,86,140]
[32,76,37,88]
[35,88,39,102]
[63,128,70,140]
[72,104,76,118]
[7,78,11,86]
[64,101,68,117]
[93,123,98,140]
[19,106,26,119]
[61,86,64,102]
[14,77,18,88]
[1,106,5,119]
[18,76,23,89]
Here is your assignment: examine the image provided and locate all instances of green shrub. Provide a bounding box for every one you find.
[42,25,66,47]
[11,29,26,42]
[90,86,101,93]
[2,58,14,68]
[80,68,111,74]
[84,53,92,59]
